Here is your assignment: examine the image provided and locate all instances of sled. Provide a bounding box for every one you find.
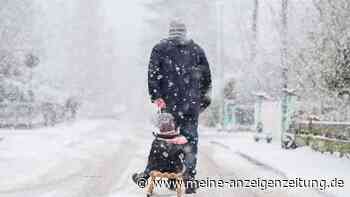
[146,171,183,197]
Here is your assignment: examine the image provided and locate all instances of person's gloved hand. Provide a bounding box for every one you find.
[154,98,166,109]
[167,136,188,145]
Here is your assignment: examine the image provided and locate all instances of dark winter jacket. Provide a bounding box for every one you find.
[148,38,212,115]
[145,139,184,175]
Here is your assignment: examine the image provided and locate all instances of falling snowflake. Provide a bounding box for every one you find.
[162,152,169,158]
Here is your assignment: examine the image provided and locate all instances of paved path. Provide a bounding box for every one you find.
[0,120,323,197]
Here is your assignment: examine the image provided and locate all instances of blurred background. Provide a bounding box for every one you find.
[0,0,349,152]
[1,1,350,197]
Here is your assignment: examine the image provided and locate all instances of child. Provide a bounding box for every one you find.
[132,112,188,187]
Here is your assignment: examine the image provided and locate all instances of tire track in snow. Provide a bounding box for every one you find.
[208,140,332,197]
[197,143,258,197]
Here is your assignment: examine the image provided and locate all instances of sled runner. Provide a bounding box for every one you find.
[146,171,184,197]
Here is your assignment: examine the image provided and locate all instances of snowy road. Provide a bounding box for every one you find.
[0,120,328,197]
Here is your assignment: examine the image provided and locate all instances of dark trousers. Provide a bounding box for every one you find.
[144,112,199,179]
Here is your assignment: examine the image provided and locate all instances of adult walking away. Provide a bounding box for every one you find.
[133,19,212,194]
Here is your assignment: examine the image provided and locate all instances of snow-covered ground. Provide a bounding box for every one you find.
[204,129,350,197]
[1,119,348,197]
[0,119,123,192]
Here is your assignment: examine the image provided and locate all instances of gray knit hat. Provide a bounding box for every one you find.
[155,112,179,139]
[169,19,187,38]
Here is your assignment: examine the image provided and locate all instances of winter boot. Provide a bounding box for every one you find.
[185,186,197,194]
[132,172,149,188]
[184,178,198,194]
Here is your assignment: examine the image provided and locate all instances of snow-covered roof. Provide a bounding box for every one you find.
[252,91,272,100]
[282,88,297,95]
